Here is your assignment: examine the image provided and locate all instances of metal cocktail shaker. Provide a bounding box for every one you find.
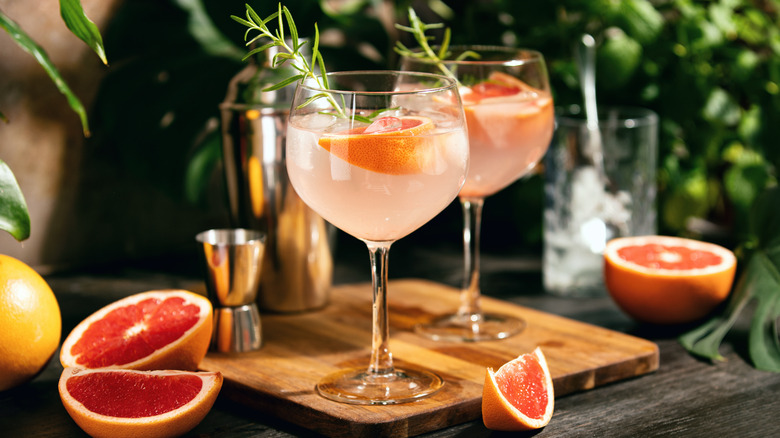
[220,43,332,313]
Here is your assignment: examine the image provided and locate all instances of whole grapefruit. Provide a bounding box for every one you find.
[0,254,62,391]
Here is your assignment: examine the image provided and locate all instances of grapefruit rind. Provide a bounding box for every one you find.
[58,367,222,438]
[60,289,213,371]
[603,236,737,325]
[482,347,554,431]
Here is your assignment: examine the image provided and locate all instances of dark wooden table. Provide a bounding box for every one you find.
[2,233,778,437]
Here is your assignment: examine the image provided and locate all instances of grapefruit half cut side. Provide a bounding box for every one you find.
[482,347,555,431]
[60,289,213,371]
[604,235,737,325]
[59,367,222,438]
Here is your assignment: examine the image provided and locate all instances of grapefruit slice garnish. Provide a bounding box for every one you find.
[317,115,435,175]
[60,289,213,371]
[482,347,555,431]
[59,367,222,438]
[460,71,537,105]
[604,235,737,325]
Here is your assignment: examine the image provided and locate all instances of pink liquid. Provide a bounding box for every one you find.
[287,113,468,242]
[458,93,554,199]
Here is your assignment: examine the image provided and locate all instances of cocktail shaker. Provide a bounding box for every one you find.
[220,42,333,313]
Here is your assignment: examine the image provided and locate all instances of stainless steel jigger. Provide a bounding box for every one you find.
[196,228,265,353]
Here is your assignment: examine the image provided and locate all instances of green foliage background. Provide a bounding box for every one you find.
[91,0,779,253]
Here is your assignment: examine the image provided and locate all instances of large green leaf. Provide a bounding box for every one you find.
[0,160,31,242]
[680,186,780,372]
[0,8,90,135]
[60,0,108,65]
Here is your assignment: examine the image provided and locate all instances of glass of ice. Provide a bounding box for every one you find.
[286,71,469,404]
[401,47,555,341]
[543,105,658,297]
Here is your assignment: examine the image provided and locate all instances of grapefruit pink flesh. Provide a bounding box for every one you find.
[67,370,203,418]
[494,354,548,420]
[70,296,202,368]
[616,244,723,270]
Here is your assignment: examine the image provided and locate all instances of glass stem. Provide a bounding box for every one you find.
[459,197,485,318]
[366,241,394,376]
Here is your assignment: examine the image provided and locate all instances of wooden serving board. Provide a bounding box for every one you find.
[199,279,659,437]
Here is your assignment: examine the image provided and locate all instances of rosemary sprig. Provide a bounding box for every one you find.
[393,7,479,83]
[231,3,345,117]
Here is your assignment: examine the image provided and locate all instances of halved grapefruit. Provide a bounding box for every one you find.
[482,347,555,431]
[317,115,435,175]
[59,367,222,438]
[60,289,213,371]
[604,235,737,325]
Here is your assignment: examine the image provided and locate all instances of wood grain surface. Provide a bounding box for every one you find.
[199,279,659,437]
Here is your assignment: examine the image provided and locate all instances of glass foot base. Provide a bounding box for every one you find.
[415,313,526,342]
[316,367,444,405]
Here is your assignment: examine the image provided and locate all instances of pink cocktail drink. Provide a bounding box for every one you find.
[401,47,554,342]
[286,71,468,405]
[287,111,468,242]
[459,74,554,198]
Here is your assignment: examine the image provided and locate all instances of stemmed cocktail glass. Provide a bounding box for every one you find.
[401,46,555,342]
[286,71,469,404]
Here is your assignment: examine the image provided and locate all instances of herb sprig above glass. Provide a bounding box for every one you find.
[230,3,348,118]
[393,8,479,83]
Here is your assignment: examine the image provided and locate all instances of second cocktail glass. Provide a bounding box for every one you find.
[286,71,469,404]
[402,46,555,342]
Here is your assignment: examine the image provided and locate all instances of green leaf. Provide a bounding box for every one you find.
[0,9,90,136]
[678,264,752,361]
[680,186,780,372]
[748,253,780,372]
[59,0,107,65]
[263,74,304,92]
[0,160,31,242]
[615,0,664,44]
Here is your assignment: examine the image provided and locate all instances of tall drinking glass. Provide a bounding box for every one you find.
[286,71,469,404]
[401,46,555,341]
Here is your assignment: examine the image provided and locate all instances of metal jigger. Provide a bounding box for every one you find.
[196,228,266,353]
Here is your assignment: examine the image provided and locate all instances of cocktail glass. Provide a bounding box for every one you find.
[286,71,469,404]
[401,46,555,341]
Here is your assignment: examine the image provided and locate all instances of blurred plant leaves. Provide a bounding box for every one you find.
[0,7,91,136]
[680,186,780,372]
[1,0,107,242]
[0,160,30,241]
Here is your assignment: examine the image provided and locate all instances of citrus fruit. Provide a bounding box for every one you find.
[460,71,532,105]
[317,115,435,175]
[0,255,62,391]
[604,235,737,325]
[60,289,213,371]
[482,347,555,431]
[59,367,222,438]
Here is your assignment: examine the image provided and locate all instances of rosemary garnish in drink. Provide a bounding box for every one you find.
[231,3,346,117]
[393,8,480,83]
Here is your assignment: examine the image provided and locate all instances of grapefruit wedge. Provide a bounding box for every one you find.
[59,367,222,438]
[482,347,555,431]
[317,115,435,175]
[604,235,737,325]
[60,289,213,371]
